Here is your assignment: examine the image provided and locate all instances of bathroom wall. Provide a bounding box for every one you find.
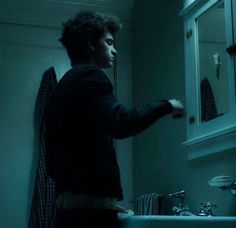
[0,1,133,227]
[115,30,134,210]
[132,0,236,216]
[0,23,70,228]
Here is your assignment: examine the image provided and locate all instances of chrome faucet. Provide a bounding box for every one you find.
[198,202,217,216]
[167,190,190,215]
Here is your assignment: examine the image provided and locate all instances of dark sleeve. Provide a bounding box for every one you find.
[83,67,173,139]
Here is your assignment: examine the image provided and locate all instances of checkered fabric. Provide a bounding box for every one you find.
[200,77,218,122]
[29,66,58,228]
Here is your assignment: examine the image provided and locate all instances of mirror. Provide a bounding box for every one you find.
[197,1,229,122]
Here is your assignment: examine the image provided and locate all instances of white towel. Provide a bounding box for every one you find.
[132,192,162,215]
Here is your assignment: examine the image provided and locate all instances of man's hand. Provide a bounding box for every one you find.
[168,99,185,118]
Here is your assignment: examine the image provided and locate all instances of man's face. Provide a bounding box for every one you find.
[94,32,117,68]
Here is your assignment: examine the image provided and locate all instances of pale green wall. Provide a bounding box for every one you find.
[116,30,134,209]
[132,0,236,215]
[0,24,71,227]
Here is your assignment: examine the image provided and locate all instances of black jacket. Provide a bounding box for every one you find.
[45,63,173,201]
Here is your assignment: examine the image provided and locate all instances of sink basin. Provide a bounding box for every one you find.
[119,215,236,228]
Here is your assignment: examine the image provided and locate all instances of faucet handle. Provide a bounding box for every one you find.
[172,204,189,215]
[167,189,185,199]
[199,202,217,216]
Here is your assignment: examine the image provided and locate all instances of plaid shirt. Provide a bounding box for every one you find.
[29,67,57,228]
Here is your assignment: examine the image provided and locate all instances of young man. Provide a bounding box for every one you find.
[45,10,184,228]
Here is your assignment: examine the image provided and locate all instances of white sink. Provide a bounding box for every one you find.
[119,215,236,228]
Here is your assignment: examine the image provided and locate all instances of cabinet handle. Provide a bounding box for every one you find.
[226,44,236,56]
[189,116,196,124]
[186,29,192,39]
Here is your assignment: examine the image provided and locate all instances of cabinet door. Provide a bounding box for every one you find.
[232,0,236,81]
[183,0,236,159]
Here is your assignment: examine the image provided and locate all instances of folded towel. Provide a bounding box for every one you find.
[132,192,162,215]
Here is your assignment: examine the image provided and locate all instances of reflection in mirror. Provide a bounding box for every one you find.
[197,1,229,122]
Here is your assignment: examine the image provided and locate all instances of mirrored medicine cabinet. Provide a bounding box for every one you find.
[180,0,236,159]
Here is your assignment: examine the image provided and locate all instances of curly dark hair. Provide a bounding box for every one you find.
[59,10,122,65]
